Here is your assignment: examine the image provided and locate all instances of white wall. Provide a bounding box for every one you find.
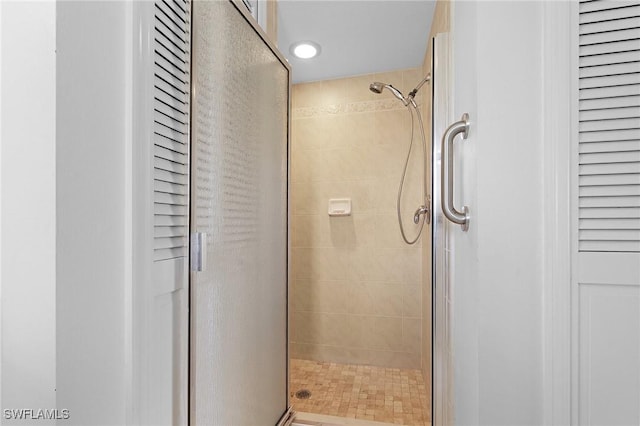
[450,1,544,424]
[1,2,133,423]
[0,2,57,423]
[0,0,2,410]
[475,4,543,422]
[56,2,132,424]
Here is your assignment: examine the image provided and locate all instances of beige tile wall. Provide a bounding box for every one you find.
[290,68,427,369]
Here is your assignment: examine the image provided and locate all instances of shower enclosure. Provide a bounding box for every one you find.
[289,64,431,424]
[288,31,457,426]
[140,2,450,424]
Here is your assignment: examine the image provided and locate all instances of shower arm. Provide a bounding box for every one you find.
[407,73,431,101]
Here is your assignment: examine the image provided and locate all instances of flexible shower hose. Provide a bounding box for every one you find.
[397,102,428,245]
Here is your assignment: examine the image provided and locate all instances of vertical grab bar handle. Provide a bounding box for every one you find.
[441,113,470,231]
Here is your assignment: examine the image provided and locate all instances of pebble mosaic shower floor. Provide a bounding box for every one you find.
[290,359,430,426]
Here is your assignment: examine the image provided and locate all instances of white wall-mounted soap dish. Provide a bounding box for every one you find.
[328,198,351,216]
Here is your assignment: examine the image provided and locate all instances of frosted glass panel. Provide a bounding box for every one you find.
[191,1,289,424]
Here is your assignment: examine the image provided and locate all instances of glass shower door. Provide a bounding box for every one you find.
[190,1,290,424]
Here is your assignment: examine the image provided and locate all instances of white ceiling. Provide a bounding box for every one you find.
[277,0,436,84]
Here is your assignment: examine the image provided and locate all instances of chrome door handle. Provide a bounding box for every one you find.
[190,232,207,272]
[441,113,470,231]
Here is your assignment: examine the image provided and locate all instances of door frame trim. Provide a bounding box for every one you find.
[431,31,453,426]
[541,1,576,424]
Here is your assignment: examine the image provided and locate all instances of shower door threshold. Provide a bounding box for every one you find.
[277,407,296,426]
[293,412,401,426]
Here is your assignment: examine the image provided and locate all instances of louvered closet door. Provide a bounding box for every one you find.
[576,1,640,424]
[150,0,190,424]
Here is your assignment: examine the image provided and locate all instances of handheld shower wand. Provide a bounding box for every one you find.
[369,82,411,106]
[368,74,432,245]
[369,73,431,103]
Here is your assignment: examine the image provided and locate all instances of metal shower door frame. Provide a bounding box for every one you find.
[432,32,453,426]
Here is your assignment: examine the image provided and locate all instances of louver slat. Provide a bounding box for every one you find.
[155,179,187,196]
[580,27,640,46]
[580,172,640,185]
[160,0,186,26]
[580,229,640,241]
[155,214,188,227]
[579,196,640,208]
[155,157,187,175]
[154,92,188,118]
[155,247,187,260]
[580,16,640,35]
[581,50,640,67]
[580,61,640,80]
[155,57,187,91]
[579,4,640,24]
[579,117,640,132]
[580,39,640,57]
[579,184,640,197]
[580,218,640,229]
[579,150,640,164]
[579,240,640,251]
[154,236,188,250]
[154,169,188,186]
[155,225,187,238]
[153,0,190,262]
[579,128,640,143]
[579,73,640,90]
[154,203,188,216]
[580,207,640,218]
[155,137,185,156]
[578,1,640,252]
[156,2,187,39]
[154,226,188,238]
[154,137,188,159]
[155,192,187,206]
[580,0,639,14]
[580,162,640,175]
[580,95,640,110]
[155,45,187,75]
[154,121,187,148]
[579,106,640,120]
[154,37,187,72]
[154,110,188,135]
[580,84,640,101]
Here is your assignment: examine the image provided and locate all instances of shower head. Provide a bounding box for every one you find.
[369,82,409,106]
[369,82,384,94]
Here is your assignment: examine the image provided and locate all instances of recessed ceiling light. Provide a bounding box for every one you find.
[290,41,321,59]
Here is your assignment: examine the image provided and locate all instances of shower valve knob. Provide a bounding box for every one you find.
[413,205,430,224]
